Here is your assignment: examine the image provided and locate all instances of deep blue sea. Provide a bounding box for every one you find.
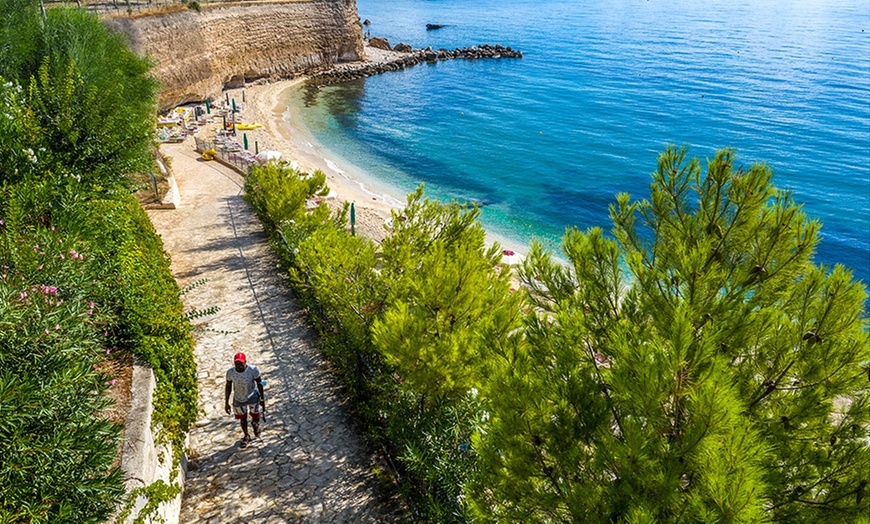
[288,0,870,285]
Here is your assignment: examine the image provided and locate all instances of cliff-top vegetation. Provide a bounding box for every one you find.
[247,144,868,522]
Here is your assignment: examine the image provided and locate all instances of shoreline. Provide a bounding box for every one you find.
[221,49,528,257]
[229,78,401,243]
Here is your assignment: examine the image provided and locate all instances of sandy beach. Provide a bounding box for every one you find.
[201,44,525,257]
[218,79,394,243]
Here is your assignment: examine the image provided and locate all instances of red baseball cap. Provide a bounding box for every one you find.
[233,352,246,363]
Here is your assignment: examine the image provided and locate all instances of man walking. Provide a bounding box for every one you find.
[224,352,265,448]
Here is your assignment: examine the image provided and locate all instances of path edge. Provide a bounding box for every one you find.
[118,363,189,524]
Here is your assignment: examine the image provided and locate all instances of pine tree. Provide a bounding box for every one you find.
[471,146,869,522]
[374,186,521,399]
[371,188,522,521]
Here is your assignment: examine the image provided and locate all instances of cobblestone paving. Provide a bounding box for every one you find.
[148,142,402,523]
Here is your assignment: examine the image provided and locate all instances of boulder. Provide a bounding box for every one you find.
[393,42,413,53]
[368,37,392,50]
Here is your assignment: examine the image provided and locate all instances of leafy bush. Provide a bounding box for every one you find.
[247,170,515,520]
[245,163,328,228]
[0,3,195,518]
[0,184,198,517]
[87,196,198,454]
[0,0,158,188]
[0,219,124,522]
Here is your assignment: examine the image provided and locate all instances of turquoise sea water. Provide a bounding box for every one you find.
[289,0,870,284]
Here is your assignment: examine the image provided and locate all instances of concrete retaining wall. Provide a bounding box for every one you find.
[119,364,187,524]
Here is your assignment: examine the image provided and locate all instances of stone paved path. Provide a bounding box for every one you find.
[148,142,402,523]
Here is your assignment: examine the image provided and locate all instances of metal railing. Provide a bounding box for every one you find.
[195,136,258,175]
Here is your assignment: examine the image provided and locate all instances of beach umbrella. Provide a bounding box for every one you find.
[502,249,520,266]
[243,133,248,150]
[350,202,356,236]
[255,151,282,163]
[232,98,236,113]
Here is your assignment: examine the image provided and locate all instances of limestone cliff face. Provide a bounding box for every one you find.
[105,0,363,111]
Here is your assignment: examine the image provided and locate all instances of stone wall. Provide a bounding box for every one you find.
[104,0,364,111]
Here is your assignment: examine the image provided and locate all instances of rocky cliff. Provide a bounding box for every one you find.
[104,0,363,110]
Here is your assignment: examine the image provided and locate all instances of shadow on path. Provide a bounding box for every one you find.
[148,143,403,523]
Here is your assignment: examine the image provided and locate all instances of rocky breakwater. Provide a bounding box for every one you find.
[309,43,523,86]
[104,0,364,111]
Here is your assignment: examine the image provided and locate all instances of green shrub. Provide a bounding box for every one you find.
[0,181,198,518]
[0,1,195,519]
[0,0,158,188]
[244,163,328,229]
[83,196,198,457]
[254,181,517,521]
[0,222,124,522]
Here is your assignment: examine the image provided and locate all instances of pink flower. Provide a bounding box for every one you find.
[19,292,27,299]
[344,277,351,283]
[69,249,78,258]
[105,379,116,386]
[50,226,54,231]
[44,328,49,334]
[59,254,64,259]
[37,265,43,270]
[54,324,60,330]
[332,328,339,333]
[89,301,94,308]
[106,348,111,355]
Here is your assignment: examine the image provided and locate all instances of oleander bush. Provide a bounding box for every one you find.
[0,218,124,523]
[0,1,195,520]
[0,178,197,521]
[247,147,868,523]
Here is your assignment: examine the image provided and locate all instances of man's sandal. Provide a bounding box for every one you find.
[239,437,251,449]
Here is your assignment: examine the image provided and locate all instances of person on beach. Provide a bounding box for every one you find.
[224,352,265,448]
